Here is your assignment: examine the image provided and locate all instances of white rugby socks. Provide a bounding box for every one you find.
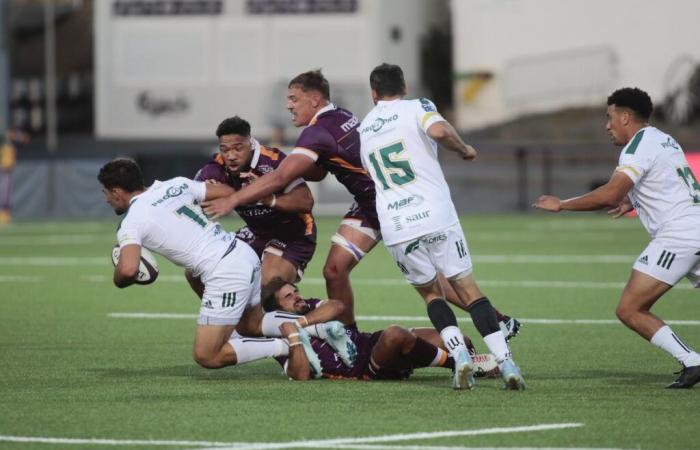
[439,325,469,359]
[482,330,511,364]
[229,337,288,365]
[650,325,700,367]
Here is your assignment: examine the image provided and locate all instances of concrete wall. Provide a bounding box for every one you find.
[452,0,700,130]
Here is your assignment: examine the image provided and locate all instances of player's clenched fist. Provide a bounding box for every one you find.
[533,195,562,212]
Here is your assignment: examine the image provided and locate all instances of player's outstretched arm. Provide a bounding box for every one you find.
[203,182,235,201]
[279,322,312,381]
[301,299,345,326]
[427,121,477,161]
[114,244,141,288]
[534,171,634,212]
[202,154,315,219]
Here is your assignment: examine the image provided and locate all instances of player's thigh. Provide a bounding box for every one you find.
[260,252,298,285]
[619,269,673,313]
[193,324,235,359]
[327,223,379,271]
[234,303,265,337]
[387,239,438,289]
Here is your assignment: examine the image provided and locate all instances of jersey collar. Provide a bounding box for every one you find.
[309,102,336,125]
[249,138,262,169]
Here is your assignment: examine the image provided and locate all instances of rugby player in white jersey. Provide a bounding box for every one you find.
[98,159,356,375]
[535,87,700,389]
[358,63,525,390]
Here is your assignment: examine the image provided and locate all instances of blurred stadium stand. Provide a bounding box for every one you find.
[1,0,700,219]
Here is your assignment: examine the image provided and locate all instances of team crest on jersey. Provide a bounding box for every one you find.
[419,98,436,112]
[661,137,679,149]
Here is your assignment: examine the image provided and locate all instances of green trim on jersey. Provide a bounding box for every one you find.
[625,130,645,154]
[116,198,138,231]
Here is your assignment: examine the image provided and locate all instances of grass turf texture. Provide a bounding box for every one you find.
[0,214,698,450]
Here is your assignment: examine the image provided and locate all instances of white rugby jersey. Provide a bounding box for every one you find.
[616,126,700,240]
[117,177,235,278]
[359,97,459,245]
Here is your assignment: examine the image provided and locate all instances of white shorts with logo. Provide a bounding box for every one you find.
[197,239,262,326]
[633,238,700,287]
[387,223,473,286]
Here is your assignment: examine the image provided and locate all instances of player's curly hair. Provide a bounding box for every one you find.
[261,276,295,312]
[370,63,406,98]
[98,158,144,193]
[216,116,251,138]
[607,87,653,121]
[288,70,330,100]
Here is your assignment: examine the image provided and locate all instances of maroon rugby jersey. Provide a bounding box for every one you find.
[294,105,378,228]
[195,143,316,242]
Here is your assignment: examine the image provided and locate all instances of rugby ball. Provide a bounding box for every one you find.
[111,244,159,285]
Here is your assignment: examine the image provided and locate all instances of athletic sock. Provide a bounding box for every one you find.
[405,336,444,368]
[228,337,288,365]
[482,330,511,364]
[650,325,700,367]
[466,297,502,337]
[427,298,468,358]
[260,311,326,338]
[429,347,450,367]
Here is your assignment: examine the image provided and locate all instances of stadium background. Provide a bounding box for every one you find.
[2,0,700,219]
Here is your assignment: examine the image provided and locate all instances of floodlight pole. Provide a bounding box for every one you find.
[0,0,9,141]
[44,0,58,153]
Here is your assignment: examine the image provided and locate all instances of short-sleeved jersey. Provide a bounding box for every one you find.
[616,126,700,241]
[195,140,316,242]
[358,98,459,246]
[291,104,377,220]
[117,177,234,278]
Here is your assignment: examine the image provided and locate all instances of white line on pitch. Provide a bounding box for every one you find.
[329,446,626,450]
[0,254,639,266]
[0,235,100,246]
[107,313,700,326]
[83,275,696,291]
[190,423,585,450]
[0,424,584,449]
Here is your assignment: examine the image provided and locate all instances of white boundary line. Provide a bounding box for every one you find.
[78,275,697,291]
[329,446,625,450]
[188,423,586,450]
[107,312,700,326]
[0,424,583,449]
[0,255,638,266]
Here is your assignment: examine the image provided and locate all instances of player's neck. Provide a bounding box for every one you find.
[625,122,649,143]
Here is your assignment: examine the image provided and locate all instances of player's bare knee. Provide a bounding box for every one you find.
[193,349,219,369]
[323,261,349,283]
[383,325,412,348]
[615,303,635,325]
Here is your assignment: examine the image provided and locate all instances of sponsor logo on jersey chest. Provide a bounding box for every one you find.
[387,195,424,211]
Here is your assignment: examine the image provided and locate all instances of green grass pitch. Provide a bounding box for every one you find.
[0,214,698,450]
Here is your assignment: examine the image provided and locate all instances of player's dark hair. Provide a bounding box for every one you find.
[370,63,406,98]
[607,87,653,121]
[216,116,251,138]
[98,158,144,192]
[261,277,295,312]
[288,70,330,100]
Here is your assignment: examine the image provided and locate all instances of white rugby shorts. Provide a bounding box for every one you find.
[387,223,472,286]
[633,238,700,287]
[197,240,262,326]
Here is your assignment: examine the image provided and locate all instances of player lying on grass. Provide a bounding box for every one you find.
[534,87,700,389]
[262,277,499,382]
[99,158,356,371]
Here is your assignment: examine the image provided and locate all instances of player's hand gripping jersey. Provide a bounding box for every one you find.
[359,98,460,245]
[117,177,235,278]
[616,126,700,242]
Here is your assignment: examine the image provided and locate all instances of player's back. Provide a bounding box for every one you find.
[118,177,235,277]
[618,126,700,240]
[359,98,459,245]
[294,106,376,208]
